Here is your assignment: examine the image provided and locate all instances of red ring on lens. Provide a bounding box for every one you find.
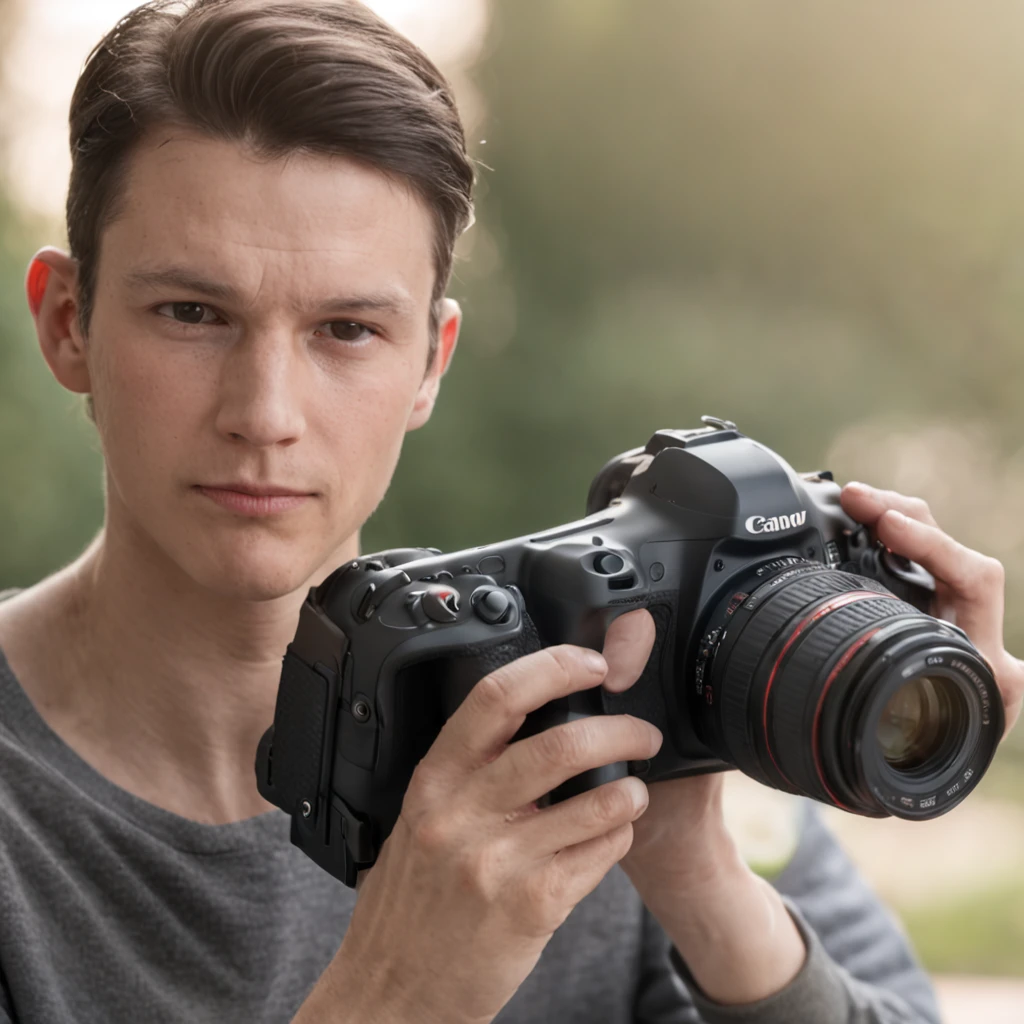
[761,591,898,789]
[810,627,882,811]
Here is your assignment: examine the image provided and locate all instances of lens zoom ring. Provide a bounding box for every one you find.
[768,596,920,800]
[718,570,879,778]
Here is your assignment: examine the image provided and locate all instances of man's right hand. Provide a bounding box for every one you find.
[297,638,662,1024]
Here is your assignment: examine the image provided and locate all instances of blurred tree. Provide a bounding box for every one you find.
[0,0,104,589]
[1,0,1021,669]
[366,0,1024,663]
[0,195,105,587]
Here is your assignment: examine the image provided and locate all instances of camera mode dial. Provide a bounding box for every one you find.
[415,584,461,623]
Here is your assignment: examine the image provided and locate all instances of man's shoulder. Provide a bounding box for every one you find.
[0,585,89,840]
[0,697,73,824]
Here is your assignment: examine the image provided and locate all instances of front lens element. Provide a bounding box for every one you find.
[876,675,963,773]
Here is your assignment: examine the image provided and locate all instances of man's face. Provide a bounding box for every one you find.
[83,131,447,601]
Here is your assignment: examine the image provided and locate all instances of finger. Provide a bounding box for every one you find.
[875,510,1006,654]
[601,608,657,693]
[548,822,636,907]
[424,645,607,776]
[513,776,649,855]
[997,653,1024,736]
[841,481,940,530]
[478,713,663,811]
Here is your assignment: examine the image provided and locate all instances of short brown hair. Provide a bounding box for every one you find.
[67,0,475,360]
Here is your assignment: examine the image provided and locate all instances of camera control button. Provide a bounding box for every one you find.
[472,587,512,624]
[477,554,506,576]
[594,552,625,575]
[352,568,411,621]
[421,585,460,623]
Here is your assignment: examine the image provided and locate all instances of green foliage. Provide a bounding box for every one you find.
[2,1,1021,652]
[903,881,1024,977]
[366,1,1024,664]
[0,197,104,587]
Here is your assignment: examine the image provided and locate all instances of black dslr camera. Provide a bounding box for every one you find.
[256,417,1003,886]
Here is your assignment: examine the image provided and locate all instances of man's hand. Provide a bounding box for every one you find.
[302,642,662,1024]
[841,480,1024,733]
[602,611,808,1005]
[602,480,1023,1006]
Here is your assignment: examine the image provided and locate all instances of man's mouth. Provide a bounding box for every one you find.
[193,483,317,516]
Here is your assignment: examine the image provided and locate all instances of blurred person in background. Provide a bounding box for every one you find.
[0,1,1021,1022]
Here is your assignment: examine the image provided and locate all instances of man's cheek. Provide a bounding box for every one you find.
[340,416,407,512]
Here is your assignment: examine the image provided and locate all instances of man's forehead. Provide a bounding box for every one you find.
[100,130,437,302]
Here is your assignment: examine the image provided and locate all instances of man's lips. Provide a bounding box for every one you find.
[193,483,316,517]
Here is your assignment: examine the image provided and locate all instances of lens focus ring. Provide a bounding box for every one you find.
[714,569,891,787]
[766,595,916,803]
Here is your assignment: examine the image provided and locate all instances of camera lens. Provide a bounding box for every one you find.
[876,675,965,773]
[694,559,1002,819]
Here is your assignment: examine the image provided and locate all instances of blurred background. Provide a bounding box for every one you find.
[1,0,1022,1018]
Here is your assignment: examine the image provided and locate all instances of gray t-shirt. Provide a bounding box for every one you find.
[0,646,942,1023]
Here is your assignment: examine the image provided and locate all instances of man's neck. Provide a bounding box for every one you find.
[0,511,359,825]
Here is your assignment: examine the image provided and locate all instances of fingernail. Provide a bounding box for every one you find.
[647,723,664,753]
[628,779,650,815]
[888,510,908,527]
[845,480,871,493]
[583,650,606,674]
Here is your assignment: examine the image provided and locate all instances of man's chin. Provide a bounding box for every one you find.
[183,544,343,604]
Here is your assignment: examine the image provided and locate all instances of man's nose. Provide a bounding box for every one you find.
[214,329,307,448]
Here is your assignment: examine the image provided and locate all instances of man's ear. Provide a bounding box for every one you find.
[27,246,91,395]
[406,297,461,432]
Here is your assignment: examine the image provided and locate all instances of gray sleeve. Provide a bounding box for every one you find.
[633,801,942,1024]
[767,801,942,1023]
[631,906,704,1023]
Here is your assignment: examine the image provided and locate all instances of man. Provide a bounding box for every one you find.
[1,1,1020,1021]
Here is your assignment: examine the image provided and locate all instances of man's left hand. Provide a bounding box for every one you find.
[840,480,1023,733]
[596,480,1023,1004]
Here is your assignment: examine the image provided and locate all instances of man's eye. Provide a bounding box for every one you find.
[326,321,375,344]
[156,302,219,325]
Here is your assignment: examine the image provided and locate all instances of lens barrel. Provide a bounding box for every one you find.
[695,559,1002,819]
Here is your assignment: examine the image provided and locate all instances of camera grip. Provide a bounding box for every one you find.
[516,695,630,804]
[435,611,628,803]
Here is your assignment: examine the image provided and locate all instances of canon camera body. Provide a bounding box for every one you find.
[256,418,1003,886]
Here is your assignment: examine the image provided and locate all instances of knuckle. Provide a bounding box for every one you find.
[472,670,513,717]
[983,556,1006,585]
[540,647,578,691]
[626,714,657,753]
[591,782,633,825]
[410,810,453,855]
[456,842,506,899]
[960,552,1003,595]
[535,721,590,769]
[907,496,932,519]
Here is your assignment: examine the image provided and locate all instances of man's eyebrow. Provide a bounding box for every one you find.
[122,266,417,317]
[124,267,239,302]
